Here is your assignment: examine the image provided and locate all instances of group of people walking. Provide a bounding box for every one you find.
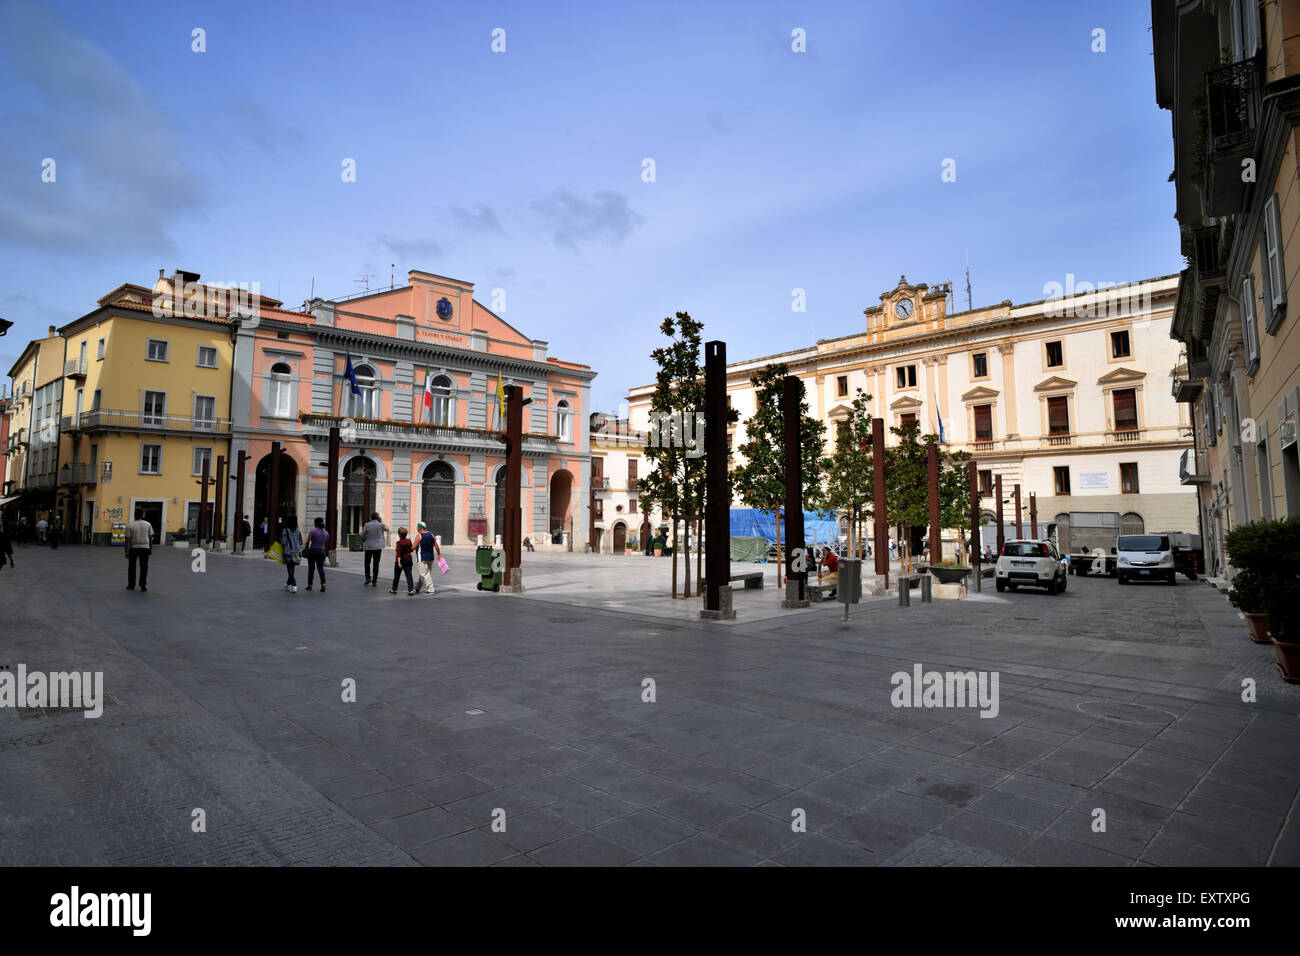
[3,515,65,549]
[276,512,443,596]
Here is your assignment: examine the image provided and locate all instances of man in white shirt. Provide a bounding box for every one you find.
[361,512,389,587]
[126,508,154,591]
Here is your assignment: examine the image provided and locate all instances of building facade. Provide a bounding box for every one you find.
[587,412,658,553]
[2,328,67,526]
[627,274,1199,552]
[1153,0,1300,577]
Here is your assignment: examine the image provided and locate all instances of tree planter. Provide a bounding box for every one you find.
[929,566,971,585]
[1244,612,1272,644]
[1273,637,1300,683]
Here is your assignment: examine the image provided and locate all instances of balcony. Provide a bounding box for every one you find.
[1107,427,1143,443]
[64,359,87,380]
[971,438,995,453]
[29,470,57,489]
[299,413,558,456]
[592,476,610,491]
[1179,448,1209,485]
[60,413,84,434]
[79,409,232,435]
[1204,55,1260,215]
[1046,433,1073,448]
[627,478,639,494]
[59,462,95,486]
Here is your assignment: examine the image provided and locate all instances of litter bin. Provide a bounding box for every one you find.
[348,533,363,552]
[475,545,503,592]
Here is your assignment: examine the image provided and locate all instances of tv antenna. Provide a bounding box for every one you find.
[964,249,973,311]
[354,274,375,294]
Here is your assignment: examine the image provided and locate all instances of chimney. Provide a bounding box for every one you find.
[48,325,56,336]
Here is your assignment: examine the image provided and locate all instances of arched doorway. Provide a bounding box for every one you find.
[1120,512,1144,535]
[342,456,377,536]
[493,466,507,542]
[612,521,626,553]
[549,469,573,544]
[254,451,299,548]
[422,461,455,544]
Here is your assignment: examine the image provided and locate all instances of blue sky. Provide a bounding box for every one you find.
[0,0,1179,411]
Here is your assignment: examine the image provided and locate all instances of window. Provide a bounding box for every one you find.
[1203,388,1218,446]
[896,365,917,388]
[197,346,218,368]
[96,337,105,360]
[629,497,638,514]
[193,395,216,430]
[1241,274,1260,370]
[978,469,992,496]
[140,444,162,474]
[973,404,993,441]
[1120,462,1139,494]
[1110,330,1131,358]
[1054,466,1071,495]
[270,362,292,417]
[1045,341,1064,367]
[146,339,168,362]
[1262,194,1287,332]
[556,399,572,442]
[1230,0,1259,62]
[628,458,638,486]
[89,443,98,470]
[1119,513,1145,536]
[900,412,917,425]
[1258,427,1275,519]
[1047,396,1070,434]
[349,364,378,419]
[428,375,451,426]
[972,352,988,379]
[592,457,603,479]
[594,498,603,519]
[142,390,166,426]
[1113,388,1138,431]
[836,375,848,397]
[78,340,87,369]
[192,446,213,476]
[92,388,102,412]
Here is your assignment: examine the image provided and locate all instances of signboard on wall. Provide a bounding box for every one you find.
[1079,471,1109,490]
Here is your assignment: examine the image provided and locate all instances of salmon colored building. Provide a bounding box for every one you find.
[230,270,595,550]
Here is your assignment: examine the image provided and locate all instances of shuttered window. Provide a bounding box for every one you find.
[1113,389,1138,430]
[1047,396,1070,434]
[974,404,993,440]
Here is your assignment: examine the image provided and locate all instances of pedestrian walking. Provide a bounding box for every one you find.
[235,513,250,553]
[16,516,29,547]
[50,516,62,550]
[304,516,329,591]
[413,521,440,594]
[0,522,14,571]
[36,516,48,545]
[361,511,389,586]
[390,527,415,594]
[280,514,303,592]
[125,509,153,591]
[260,517,269,552]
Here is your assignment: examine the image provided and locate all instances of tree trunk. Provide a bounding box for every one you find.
[671,513,679,598]
[775,507,783,588]
[695,515,702,593]
[683,513,692,598]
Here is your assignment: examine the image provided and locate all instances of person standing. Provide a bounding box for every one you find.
[390,527,415,594]
[36,516,48,545]
[125,508,153,591]
[361,511,389,586]
[237,514,251,554]
[413,521,440,594]
[50,516,62,550]
[281,515,303,593]
[260,517,269,552]
[0,521,14,571]
[304,516,330,592]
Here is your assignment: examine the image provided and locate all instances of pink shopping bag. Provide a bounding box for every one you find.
[437,556,450,575]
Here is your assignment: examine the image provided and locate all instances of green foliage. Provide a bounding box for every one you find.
[732,363,829,514]
[1224,516,1300,642]
[823,389,874,541]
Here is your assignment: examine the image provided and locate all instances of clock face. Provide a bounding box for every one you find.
[895,298,913,319]
[435,297,453,320]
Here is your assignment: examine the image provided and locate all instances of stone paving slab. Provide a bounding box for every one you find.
[0,544,1297,865]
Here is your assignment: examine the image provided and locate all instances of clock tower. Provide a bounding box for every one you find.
[863,275,952,333]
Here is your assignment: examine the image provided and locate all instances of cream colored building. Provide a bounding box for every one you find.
[627,274,1199,553]
[587,412,659,553]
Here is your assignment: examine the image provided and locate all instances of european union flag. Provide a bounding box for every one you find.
[938,409,946,443]
[344,353,361,396]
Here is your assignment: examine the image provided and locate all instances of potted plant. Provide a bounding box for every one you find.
[626,537,638,554]
[1225,517,1300,680]
[928,559,971,586]
[653,535,664,557]
[1227,568,1271,643]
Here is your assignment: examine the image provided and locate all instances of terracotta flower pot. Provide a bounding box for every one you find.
[1273,637,1300,683]
[1244,612,1272,644]
[654,548,662,557]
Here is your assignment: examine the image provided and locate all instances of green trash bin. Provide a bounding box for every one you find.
[475,545,503,591]
[348,533,363,552]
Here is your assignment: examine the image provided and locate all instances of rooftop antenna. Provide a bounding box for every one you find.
[391,264,396,289]
[310,277,315,299]
[354,274,375,295]
[964,249,973,311]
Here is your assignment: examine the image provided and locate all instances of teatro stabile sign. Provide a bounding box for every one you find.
[417,328,466,346]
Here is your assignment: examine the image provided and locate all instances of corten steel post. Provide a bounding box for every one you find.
[781,375,808,607]
[702,341,733,618]
[1014,483,1023,539]
[872,417,889,590]
[363,470,371,530]
[198,456,211,543]
[233,450,246,547]
[503,384,523,587]
[326,426,340,564]
[927,442,941,563]
[268,441,281,548]
[995,473,1004,555]
[968,461,981,592]
[1030,492,1038,540]
[214,455,225,546]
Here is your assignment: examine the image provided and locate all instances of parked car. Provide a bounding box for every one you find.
[1116,533,1176,585]
[995,539,1067,594]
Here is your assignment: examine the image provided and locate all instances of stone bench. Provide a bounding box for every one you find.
[806,583,834,602]
[700,572,765,591]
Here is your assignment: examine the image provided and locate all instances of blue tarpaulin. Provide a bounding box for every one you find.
[728,509,840,549]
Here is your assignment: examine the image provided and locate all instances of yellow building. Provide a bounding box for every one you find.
[3,327,68,527]
[57,281,237,544]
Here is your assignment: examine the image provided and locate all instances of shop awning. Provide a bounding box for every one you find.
[0,495,21,507]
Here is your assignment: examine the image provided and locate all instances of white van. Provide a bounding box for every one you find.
[1116,533,1176,585]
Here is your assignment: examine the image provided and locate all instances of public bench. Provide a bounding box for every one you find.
[700,572,765,591]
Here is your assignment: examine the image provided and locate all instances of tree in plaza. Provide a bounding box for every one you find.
[640,311,705,599]
[732,364,828,586]
[822,388,874,560]
[937,445,974,564]
[884,419,931,574]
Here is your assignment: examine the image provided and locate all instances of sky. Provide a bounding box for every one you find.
[0,0,1180,412]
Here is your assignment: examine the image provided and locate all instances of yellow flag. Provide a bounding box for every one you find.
[496,371,506,422]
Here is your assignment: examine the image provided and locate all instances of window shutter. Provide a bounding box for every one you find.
[1266,196,1287,330]
[1113,389,1137,429]
[1241,275,1260,368]
[1047,396,1070,433]
[974,404,993,440]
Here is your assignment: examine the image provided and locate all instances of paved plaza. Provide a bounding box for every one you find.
[1,543,1297,866]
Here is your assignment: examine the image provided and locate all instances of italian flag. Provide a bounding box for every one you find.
[422,366,433,420]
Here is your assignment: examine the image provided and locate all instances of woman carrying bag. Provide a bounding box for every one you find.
[390,527,415,595]
[281,515,303,593]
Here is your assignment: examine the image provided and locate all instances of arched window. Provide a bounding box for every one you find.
[270,362,292,417]
[556,399,572,442]
[1120,512,1144,535]
[429,375,452,426]
[350,364,378,419]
